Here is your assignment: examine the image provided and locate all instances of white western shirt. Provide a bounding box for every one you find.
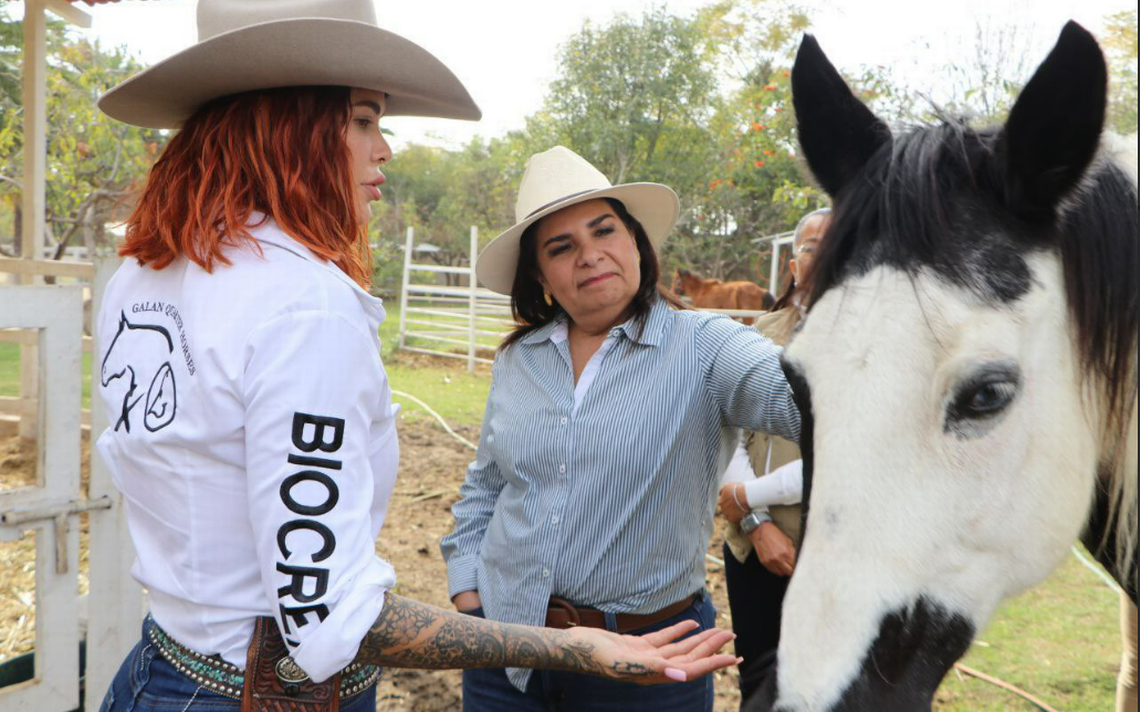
[95,218,398,683]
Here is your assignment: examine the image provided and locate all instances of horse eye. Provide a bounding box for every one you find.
[945,363,1020,437]
[962,381,1016,416]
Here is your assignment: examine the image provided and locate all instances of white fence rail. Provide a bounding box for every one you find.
[753,229,796,297]
[397,227,513,372]
[394,228,784,369]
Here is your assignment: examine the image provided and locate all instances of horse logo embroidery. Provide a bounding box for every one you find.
[100,311,178,433]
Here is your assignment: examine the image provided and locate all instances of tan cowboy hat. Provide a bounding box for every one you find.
[477,146,679,295]
[98,0,481,128]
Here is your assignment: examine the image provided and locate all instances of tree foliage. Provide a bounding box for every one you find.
[1103,9,1138,135]
[0,6,164,260]
[6,1,1133,293]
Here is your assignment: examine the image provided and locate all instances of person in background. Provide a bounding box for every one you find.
[442,146,802,712]
[717,207,830,705]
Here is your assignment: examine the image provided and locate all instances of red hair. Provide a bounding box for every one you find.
[120,86,372,287]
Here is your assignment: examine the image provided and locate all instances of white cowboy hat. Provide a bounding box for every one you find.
[98,0,481,128]
[477,146,679,295]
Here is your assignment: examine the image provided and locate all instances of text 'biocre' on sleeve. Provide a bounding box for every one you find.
[242,310,397,683]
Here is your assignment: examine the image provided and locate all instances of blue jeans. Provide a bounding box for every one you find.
[461,591,716,712]
[99,618,377,712]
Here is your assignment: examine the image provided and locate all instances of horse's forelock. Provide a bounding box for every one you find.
[802,120,1036,312]
[806,120,1138,591]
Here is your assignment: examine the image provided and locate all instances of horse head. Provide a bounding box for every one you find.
[672,268,686,295]
[752,22,1137,712]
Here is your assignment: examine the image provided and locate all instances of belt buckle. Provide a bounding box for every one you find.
[275,656,310,697]
[548,596,581,628]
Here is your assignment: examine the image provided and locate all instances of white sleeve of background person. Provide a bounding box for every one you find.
[744,459,803,508]
[242,310,397,683]
[720,436,758,485]
[440,368,508,599]
[698,315,802,443]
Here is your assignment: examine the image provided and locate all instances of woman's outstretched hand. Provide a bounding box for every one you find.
[569,620,739,684]
[356,592,737,684]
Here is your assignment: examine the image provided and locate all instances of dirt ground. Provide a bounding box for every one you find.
[0,421,744,710]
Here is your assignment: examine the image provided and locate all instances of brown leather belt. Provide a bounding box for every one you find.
[544,593,700,634]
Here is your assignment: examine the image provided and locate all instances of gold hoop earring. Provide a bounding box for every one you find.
[543,291,553,307]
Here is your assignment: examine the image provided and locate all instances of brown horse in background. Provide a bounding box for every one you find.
[672,269,775,324]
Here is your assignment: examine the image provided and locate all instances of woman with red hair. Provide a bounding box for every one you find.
[94,2,736,711]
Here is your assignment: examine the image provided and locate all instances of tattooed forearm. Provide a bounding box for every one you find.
[352,593,652,679]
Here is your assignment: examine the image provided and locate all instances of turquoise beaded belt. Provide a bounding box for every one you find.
[146,617,380,701]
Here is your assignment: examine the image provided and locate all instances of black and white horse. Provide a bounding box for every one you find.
[747,21,1137,712]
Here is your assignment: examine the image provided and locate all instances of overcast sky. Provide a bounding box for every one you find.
[58,0,1137,149]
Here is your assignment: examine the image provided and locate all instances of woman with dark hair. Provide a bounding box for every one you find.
[93,3,738,711]
[441,146,802,711]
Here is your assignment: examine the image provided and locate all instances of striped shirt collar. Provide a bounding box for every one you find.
[520,296,672,347]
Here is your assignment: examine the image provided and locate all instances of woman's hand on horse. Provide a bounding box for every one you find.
[569,620,739,684]
[750,522,796,577]
[452,590,482,613]
[717,483,750,524]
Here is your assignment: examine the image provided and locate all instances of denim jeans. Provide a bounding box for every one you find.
[461,591,716,712]
[98,617,377,712]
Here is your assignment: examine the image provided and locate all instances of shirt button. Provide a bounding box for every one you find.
[560,417,568,426]
[558,463,566,474]
[551,515,560,525]
[542,568,551,578]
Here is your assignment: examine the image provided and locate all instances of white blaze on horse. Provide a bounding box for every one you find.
[747,22,1137,712]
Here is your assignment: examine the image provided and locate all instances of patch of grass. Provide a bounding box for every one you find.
[378,304,494,427]
[934,554,1122,711]
[0,342,91,408]
[0,343,17,398]
[386,360,491,427]
[378,302,509,361]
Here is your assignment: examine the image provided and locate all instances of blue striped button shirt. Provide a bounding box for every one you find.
[439,296,800,690]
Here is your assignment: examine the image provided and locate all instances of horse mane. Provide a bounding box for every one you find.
[802,120,1138,583]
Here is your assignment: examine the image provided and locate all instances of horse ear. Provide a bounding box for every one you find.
[999,21,1106,220]
[791,34,892,197]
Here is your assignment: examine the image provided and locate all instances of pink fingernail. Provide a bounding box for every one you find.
[664,667,687,682]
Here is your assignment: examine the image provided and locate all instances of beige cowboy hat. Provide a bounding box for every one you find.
[477,146,679,295]
[98,0,481,128]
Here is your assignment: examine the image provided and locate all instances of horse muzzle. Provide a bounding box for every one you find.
[745,597,975,712]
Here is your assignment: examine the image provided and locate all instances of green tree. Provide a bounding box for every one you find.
[369,133,525,293]
[0,6,164,260]
[1103,9,1138,134]
[541,7,719,188]
[669,0,824,283]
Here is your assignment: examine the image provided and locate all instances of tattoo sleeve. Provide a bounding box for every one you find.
[352,593,651,679]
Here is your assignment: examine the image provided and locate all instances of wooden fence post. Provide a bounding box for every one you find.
[18,1,47,439]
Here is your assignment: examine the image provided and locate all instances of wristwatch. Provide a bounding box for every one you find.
[740,510,773,535]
